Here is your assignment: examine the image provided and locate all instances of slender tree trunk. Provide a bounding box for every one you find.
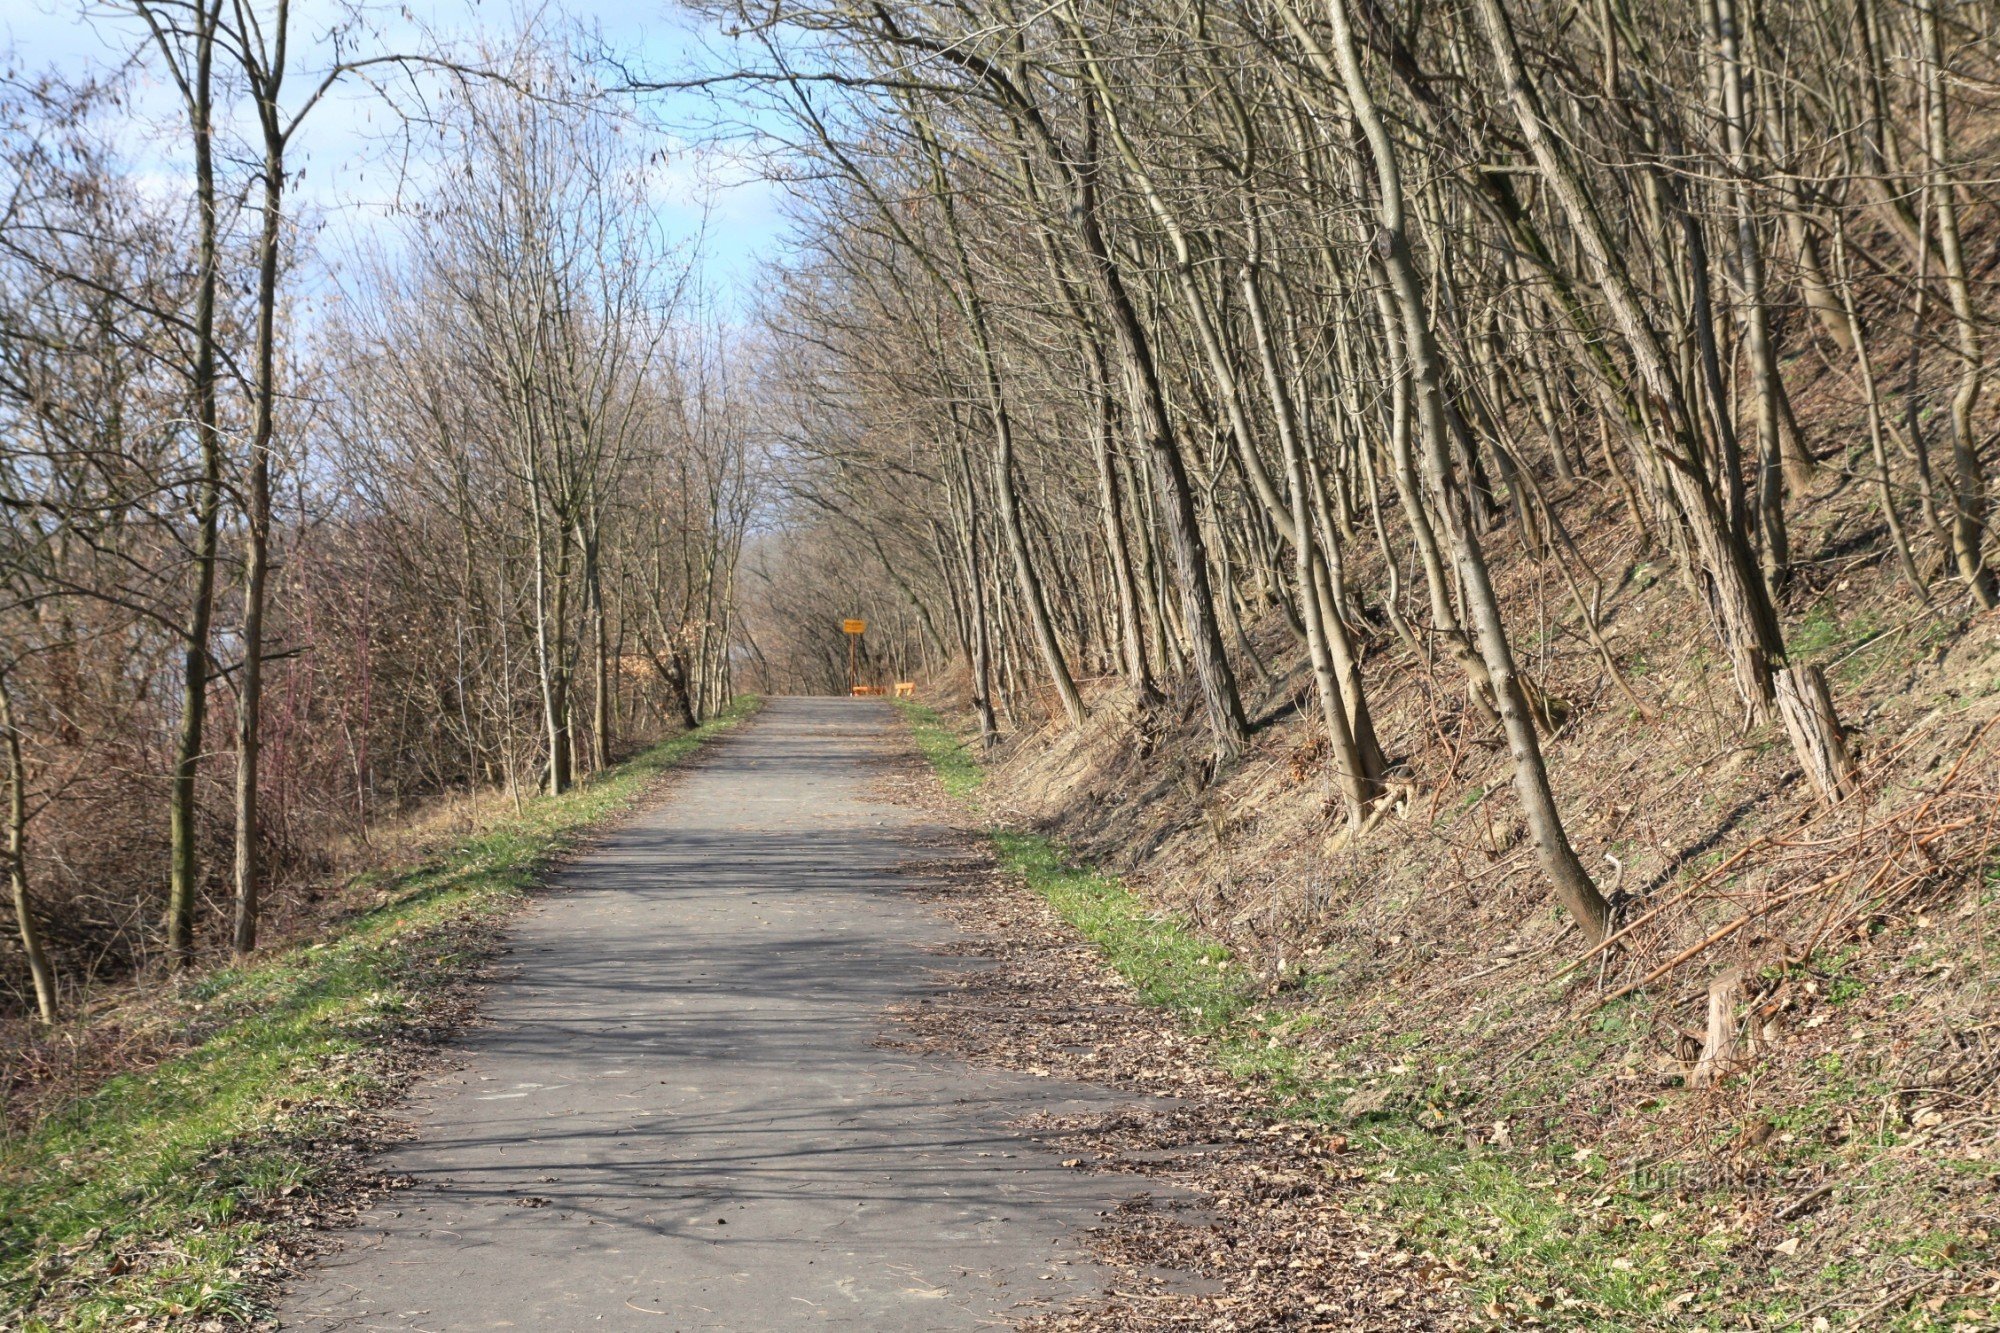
[1274,336,1372,826]
[1471,0,1764,699]
[949,439,1001,743]
[1,674,56,1024]
[1711,0,1808,609]
[166,0,225,969]
[1240,244,1384,798]
[1919,0,1996,608]
[1831,223,1927,595]
[1026,192,1157,705]
[991,405,1086,726]
[1063,118,1248,759]
[531,513,573,795]
[1330,0,1609,942]
[1371,278,1500,725]
[233,112,284,959]
[586,524,610,768]
[1089,353,1155,702]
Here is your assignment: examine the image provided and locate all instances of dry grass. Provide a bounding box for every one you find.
[948,425,2000,1324]
[2,740,691,1139]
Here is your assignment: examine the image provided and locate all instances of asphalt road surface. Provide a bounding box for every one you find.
[279,696,1142,1331]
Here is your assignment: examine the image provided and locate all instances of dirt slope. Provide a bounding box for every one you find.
[957,509,2000,1325]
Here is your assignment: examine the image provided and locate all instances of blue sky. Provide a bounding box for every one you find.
[2,0,789,308]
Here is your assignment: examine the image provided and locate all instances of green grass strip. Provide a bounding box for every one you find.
[987,836,1684,1323]
[0,697,758,1331]
[891,697,984,801]
[892,699,1992,1329]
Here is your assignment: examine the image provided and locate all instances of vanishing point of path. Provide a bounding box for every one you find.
[280,697,1145,1331]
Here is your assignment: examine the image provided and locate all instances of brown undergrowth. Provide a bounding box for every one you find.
[2,761,644,1136]
[936,466,2000,1325]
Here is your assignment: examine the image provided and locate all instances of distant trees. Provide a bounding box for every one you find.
[717,0,1999,946]
[328,45,754,800]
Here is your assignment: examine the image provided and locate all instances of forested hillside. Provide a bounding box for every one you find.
[729,0,2000,1319]
[735,0,2000,993]
[739,0,2000,888]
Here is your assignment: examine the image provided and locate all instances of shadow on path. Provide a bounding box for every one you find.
[277,697,1166,1331]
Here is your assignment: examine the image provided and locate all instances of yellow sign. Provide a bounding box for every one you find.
[842,619,867,635]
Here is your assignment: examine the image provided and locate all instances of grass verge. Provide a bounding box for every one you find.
[0,697,757,1331]
[893,698,1986,1330]
[893,697,985,801]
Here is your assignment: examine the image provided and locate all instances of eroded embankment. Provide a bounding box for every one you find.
[899,593,2000,1330]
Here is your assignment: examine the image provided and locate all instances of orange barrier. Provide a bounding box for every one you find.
[850,684,888,697]
[894,682,915,698]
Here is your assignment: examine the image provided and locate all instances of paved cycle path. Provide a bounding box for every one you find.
[279,697,1141,1331]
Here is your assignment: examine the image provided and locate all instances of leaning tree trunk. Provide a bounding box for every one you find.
[990,400,1087,728]
[1774,663,1858,805]
[1241,207,1390,778]
[1027,201,1157,705]
[1087,344,1156,703]
[1027,79,1248,760]
[1330,0,1610,943]
[1241,253,1381,818]
[1468,0,1856,803]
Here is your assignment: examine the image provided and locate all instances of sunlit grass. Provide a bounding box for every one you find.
[896,701,1988,1329]
[890,697,985,801]
[0,698,758,1330]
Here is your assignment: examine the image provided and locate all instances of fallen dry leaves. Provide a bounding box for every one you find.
[877,824,1465,1330]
